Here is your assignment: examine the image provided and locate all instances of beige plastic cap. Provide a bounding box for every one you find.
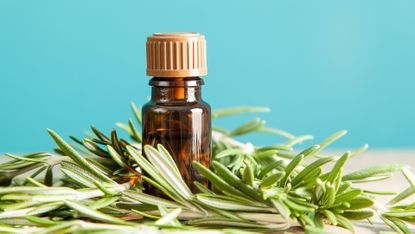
[146,32,208,77]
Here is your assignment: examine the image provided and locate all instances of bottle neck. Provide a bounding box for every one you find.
[149,77,204,103]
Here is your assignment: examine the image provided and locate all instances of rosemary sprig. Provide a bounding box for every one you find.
[0,103,414,234]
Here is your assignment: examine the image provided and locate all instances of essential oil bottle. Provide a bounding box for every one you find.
[142,33,211,193]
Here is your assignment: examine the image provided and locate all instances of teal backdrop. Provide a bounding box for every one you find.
[1,1,414,152]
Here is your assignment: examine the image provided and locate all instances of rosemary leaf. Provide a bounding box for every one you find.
[212,161,263,201]
[260,172,285,188]
[335,189,363,204]
[291,156,335,187]
[26,177,47,188]
[258,160,284,179]
[326,152,350,184]
[242,162,255,187]
[228,118,266,137]
[256,127,295,139]
[347,196,375,210]
[107,145,128,169]
[341,210,374,220]
[128,118,142,143]
[270,198,291,219]
[318,130,347,152]
[388,186,415,205]
[193,162,247,198]
[124,191,182,208]
[215,149,244,159]
[130,102,142,125]
[44,166,53,186]
[212,106,270,119]
[196,194,269,211]
[89,196,120,210]
[380,215,409,234]
[343,164,404,182]
[335,214,355,233]
[280,153,304,186]
[383,211,415,217]
[322,209,338,225]
[143,145,193,200]
[90,126,112,144]
[64,200,130,225]
[26,216,62,226]
[154,208,182,226]
[47,129,115,184]
[127,146,187,204]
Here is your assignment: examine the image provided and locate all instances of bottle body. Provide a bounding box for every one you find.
[142,77,211,193]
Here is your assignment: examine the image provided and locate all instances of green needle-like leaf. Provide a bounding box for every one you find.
[341,210,374,220]
[157,144,182,177]
[196,194,268,211]
[44,166,53,186]
[335,214,355,233]
[65,200,131,225]
[260,172,285,188]
[212,161,263,201]
[193,162,246,198]
[47,129,114,184]
[26,216,62,226]
[212,106,270,119]
[322,210,338,225]
[107,145,128,169]
[89,196,120,210]
[215,149,244,159]
[291,156,335,187]
[60,161,103,188]
[388,186,415,205]
[128,118,142,143]
[256,127,295,139]
[154,208,182,225]
[124,191,182,208]
[242,162,255,187]
[318,130,347,152]
[327,152,350,184]
[228,118,267,137]
[144,145,193,200]
[280,153,304,186]
[335,189,363,203]
[380,215,411,234]
[347,196,374,210]
[270,198,291,219]
[130,102,142,125]
[258,160,284,179]
[343,164,404,182]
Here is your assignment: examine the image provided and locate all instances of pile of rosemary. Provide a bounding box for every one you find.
[0,102,414,234]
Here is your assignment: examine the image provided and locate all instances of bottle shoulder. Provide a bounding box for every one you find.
[143,101,210,114]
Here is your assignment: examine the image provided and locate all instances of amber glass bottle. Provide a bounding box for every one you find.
[142,33,211,193]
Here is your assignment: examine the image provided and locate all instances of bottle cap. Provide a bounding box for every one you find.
[146,32,208,77]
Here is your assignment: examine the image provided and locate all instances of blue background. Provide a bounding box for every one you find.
[1,1,414,152]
